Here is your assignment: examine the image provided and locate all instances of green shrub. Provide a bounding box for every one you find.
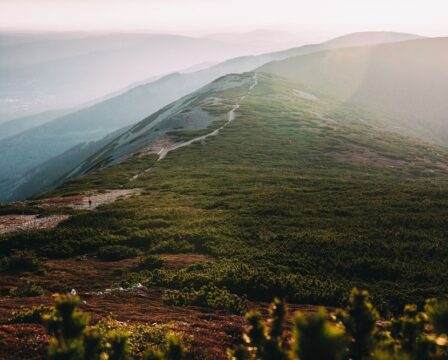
[390,304,434,357]
[97,245,141,261]
[137,255,165,270]
[149,240,194,254]
[122,260,344,306]
[230,288,448,360]
[9,305,53,324]
[93,318,184,359]
[164,285,247,314]
[293,310,347,360]
[42,294,186,359]
[144,336,185,360]
[9,278,44,297]
[230,298,346,360]
[426,298,448,335]
[336,288,378,360]
[40,242,75,258]
[0,250,43,273]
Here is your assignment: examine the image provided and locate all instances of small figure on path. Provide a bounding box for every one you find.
[89,198,92,208]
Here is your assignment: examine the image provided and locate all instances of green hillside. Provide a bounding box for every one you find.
[2,31,422,202]
[259,38,448,145]
[3,72,448,313]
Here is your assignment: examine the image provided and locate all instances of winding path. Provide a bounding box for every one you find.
[131,73,258,180]
[158,73,258,160]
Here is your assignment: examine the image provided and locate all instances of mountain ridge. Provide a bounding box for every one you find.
[258,37,448,145]
[0,31,424,201]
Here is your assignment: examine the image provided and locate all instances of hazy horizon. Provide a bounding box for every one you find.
[1,0,447,43]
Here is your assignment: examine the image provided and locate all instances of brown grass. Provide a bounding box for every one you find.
[0,254,322,360]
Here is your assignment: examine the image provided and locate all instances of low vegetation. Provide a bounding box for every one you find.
[12,288,448,359]
[164,285,247,314]
[8,278,45,297]
[43,294,185,360]
[123,261,343,307]
[1,72,448,354]
[97,245,141,261]
[229,288,448,360]
[0,250,43,273]
[93,318,186,359]
[9,305,53,324]
[137,255,165,270]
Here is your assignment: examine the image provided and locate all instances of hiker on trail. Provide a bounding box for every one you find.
[89,198,92,208]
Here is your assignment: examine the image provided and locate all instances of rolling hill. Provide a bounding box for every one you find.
[5,71,448,314]
[1,31,422,201]
[1,68,448,359]
[0,32,251,122]
[0,108,75,141]
[259,37,448,145]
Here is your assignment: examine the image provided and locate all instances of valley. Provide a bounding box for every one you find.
[1,69,448,358]
[0,31,424,203]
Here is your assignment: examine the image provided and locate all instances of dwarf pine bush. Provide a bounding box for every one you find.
[0,250,43,273]
[97,245,141,261]
[9,305,53,324]
[336,288,378,360]
[164,285,247,313]
[137,255,165,270]
[93,317,182,358]
[42,294,185,360]
[8,277,44,297]
[228,298,346,360]
[292,310,347,360]
[229,288,448,360]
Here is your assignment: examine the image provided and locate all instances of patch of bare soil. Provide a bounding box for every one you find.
[139,137,175,156]
[0,215,69,235]
[0,189,140,235]
[335,143,408,167]
[0,253,322,360]
[35,189,142,210]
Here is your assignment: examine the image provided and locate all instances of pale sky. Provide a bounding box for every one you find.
[1,0,447,41]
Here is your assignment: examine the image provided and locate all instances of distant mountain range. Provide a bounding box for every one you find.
[0,31,426,201]
[0,32,257,122]
[2,29,448,360]
[65,35,448,184]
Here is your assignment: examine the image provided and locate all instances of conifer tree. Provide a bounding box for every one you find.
[292,309,347,360]
[43,294,185,360]
[337,288,378,360]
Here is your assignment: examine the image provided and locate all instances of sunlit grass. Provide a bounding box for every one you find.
[2,73,448,312]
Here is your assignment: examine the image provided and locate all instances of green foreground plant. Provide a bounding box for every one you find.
[42,294,186,360]
[8,277,44,297]
[163,285,248,314]
[228,288,448,360]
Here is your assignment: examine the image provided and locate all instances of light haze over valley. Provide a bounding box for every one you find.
[0,1,448,359]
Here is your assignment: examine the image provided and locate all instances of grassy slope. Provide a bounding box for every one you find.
[2,73,448,312]
[258,38,448,145]
[4,31,423,203]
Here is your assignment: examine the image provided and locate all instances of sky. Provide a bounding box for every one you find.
[0,0,447,41]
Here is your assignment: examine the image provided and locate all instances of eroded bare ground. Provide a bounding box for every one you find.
[34,189,142,210]
[0,189,142,235]
[0,254,321,360]
[0,215,70,235]
[138,136,175,156]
